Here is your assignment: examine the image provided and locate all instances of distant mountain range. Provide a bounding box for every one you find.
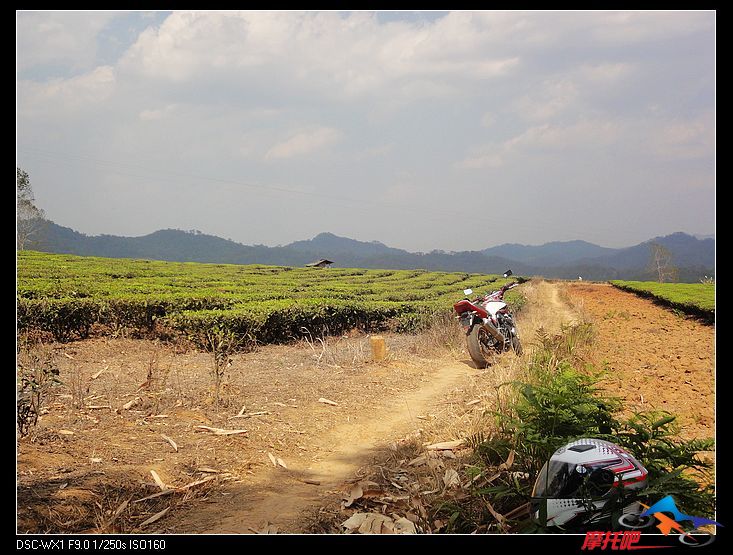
[25,220,714,282]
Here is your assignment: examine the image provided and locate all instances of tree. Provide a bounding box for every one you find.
[647,242,679,283]
[17,167,46,250]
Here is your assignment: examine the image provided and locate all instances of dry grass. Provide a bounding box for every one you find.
[300,332,370,368]
[298,311,466,369]
[302,285,560,534]
[17,328,469,533]
[18,281,590,534]
[300,280,598,534]
[17,468,220,534]
[397,312,468,358]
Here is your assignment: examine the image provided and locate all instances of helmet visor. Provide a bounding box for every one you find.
[532,461,615,499]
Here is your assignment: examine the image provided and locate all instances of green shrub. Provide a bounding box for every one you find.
[18,299,101,341]
[18,250,528,345]
[437,322,715,533]
[610,280,714,323]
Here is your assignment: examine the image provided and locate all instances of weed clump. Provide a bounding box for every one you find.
[435,321,715,533]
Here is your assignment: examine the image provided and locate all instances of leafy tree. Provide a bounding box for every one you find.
[647,242,679,283]
[17,167,46,250]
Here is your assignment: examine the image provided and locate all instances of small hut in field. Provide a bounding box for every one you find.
[305,259,334,268]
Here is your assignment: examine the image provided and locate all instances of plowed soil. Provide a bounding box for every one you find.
[565,282,715,441]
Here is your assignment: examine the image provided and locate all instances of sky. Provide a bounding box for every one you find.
[16,10,715,252]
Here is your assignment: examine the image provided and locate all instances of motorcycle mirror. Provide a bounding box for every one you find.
[463,288,473,296]
[503,269,513,278]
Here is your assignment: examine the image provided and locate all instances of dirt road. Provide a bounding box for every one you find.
[16,281,714,533]
[190,360,478,533]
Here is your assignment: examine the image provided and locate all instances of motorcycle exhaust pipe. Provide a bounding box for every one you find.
[483,320,505,343]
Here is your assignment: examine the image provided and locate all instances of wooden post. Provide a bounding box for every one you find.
[370,335,387,362]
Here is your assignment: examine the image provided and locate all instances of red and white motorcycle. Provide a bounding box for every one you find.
[453,270,523,368]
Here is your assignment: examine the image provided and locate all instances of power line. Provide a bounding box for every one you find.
[17,144,621,245]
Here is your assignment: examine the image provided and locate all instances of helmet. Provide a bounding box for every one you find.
[531,438,648,528]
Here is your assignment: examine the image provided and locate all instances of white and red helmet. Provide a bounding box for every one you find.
[531,438,648,527]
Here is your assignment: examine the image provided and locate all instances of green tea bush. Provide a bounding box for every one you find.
[18,251,525,345]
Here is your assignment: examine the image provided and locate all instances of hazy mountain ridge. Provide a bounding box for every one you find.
[482,240,618,267]
[27,220,714,282]
[287,232,411,258]
[579,232,715,271]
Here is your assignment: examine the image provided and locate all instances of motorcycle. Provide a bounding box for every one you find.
[453,270,523,368]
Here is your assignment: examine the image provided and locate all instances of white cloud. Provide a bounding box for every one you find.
[265,127,341,160]
[18,65,116,118]
[458,112,714,172]
[457,119,623,169]
[577,62,634,84]
[456,149,504,169]
[118,11,520,99]
[509,120,622,150]
[510,62,637,123]
[17,11,119,73]
[17,11,715,250]
[354,143,394,160]
[513,79,579,121]
[139,104,178,121]
[650,112,714,161]
[589,11,713,45]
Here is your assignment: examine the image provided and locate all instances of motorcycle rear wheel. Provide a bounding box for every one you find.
[467,326,495,369]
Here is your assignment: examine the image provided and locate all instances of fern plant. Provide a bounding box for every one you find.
[437,322,715,533]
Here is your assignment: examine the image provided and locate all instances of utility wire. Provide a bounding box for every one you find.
[17,144,619,246]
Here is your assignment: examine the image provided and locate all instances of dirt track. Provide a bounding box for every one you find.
[16,281,715,533]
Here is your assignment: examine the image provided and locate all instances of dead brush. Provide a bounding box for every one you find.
[31,482,183,534]
[441,359,522,442]
[67,364,86,411]
[201,328,242,407]
[322,434,485,534]
[557,282,592,322]
[87,471,221,534]
[300,328,331,366]
[17,342,61,438]
[413,311,466,356]
[305,505,345,534]
[331,335,369,367]
[300,328,369,368]
[171,362,187,406]
[135,345,174,414]
[528,321,595,376]
[395,311,466,360]
[300,312,465,369]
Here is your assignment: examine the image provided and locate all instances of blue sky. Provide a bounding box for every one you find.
[16,10,715,251]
